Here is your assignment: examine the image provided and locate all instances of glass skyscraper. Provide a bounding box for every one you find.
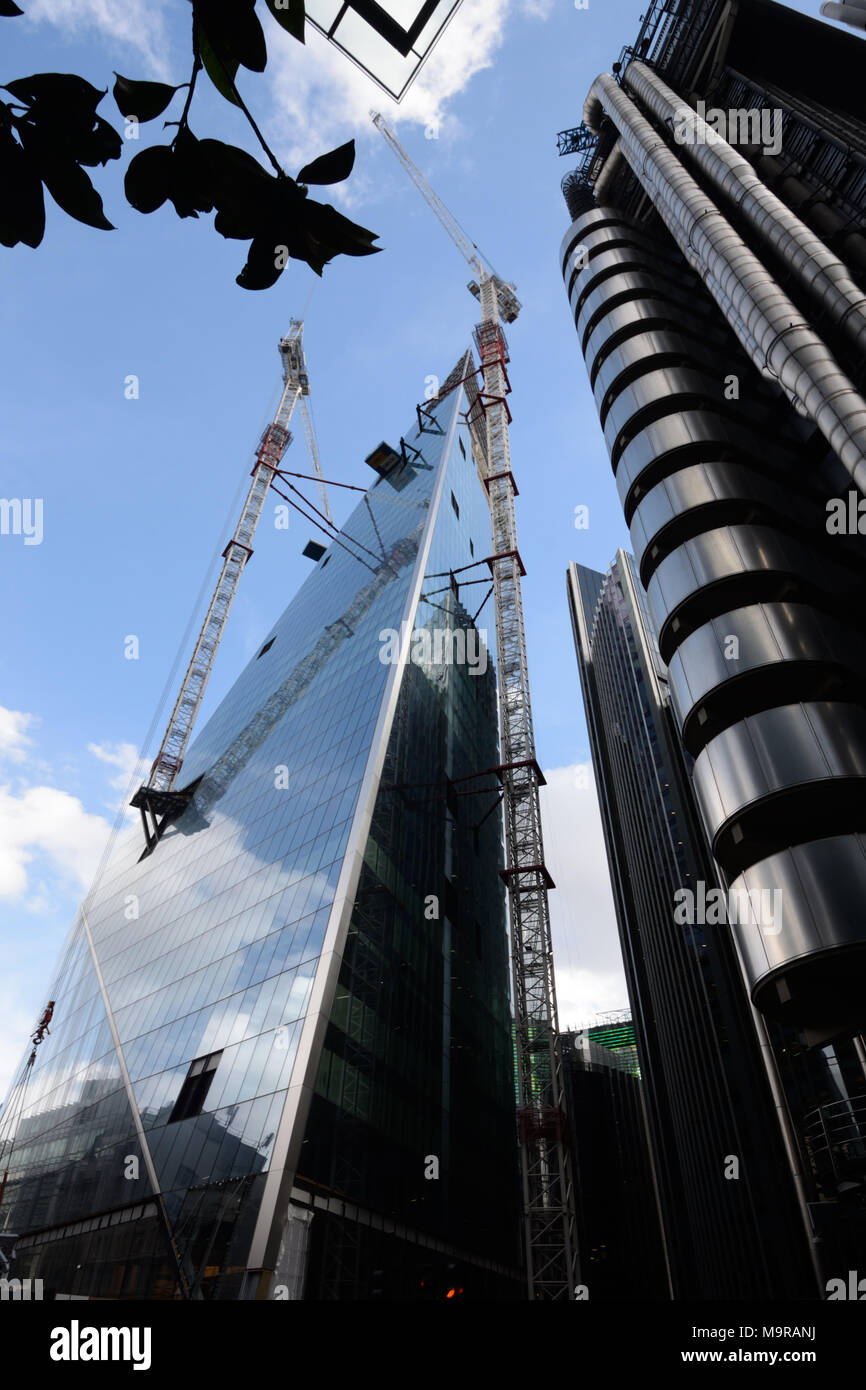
[0,357,521,1300]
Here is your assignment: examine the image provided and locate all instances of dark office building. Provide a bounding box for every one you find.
[0,357,521,1300]
[559,0,866,1294]
[562,1015,668,1300]
[568,554,815,1299]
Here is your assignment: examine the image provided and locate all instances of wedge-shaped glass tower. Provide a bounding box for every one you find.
[0,360,521,1300]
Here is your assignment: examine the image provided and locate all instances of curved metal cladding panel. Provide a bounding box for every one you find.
[645,524,858,664]
[613,410,788,520]
[668,603,866,755]
[562,206,866,1030]
[574,264,708,359]
[692,701,866,875]
[574,268,662,348]
[560,211,622,276]
[602,365,725,463]
[585,300,727,393]
[594,330,724,426]
[727,835,866,1031]
[630,463,805,583]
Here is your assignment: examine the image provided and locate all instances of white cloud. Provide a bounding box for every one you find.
[0,782,111,901]
[540,763,630,1031]
[88,740,146,792]
[25,0,173,79]
[21,0,552,184]
[554,965,632,1030]
[265,0,548,171]
[0,709,124,899]
[0,707,35,764]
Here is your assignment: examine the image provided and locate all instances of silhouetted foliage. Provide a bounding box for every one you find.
[0,0,380,288]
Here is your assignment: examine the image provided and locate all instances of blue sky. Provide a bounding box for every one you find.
[0,0,833,1096]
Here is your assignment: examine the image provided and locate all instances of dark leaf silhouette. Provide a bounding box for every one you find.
[264,0,305,44]
[197,24,241,106]
[125,133,215,219]
[7,76,119,234]
[195,0,266,107]
[297,139,355,185]
[38,157,114,229]
[168,128,215,218]
[4,73,105,112]
[301,200,381,258]
[73,116,123,167]
[0,11,380,289]
[202,138,276,238]
[0,127,44,246]
[113,73,183,122]
[236,226,287,289]
[125,144,174,213]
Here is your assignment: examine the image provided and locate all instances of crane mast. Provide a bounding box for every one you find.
[132,320,330,851]
[374,115,577,1299]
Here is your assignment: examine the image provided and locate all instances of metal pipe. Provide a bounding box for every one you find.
[593,140,625,203]
[622,61,866,363]
[586,72,866,492]
[821,2,866,31]
[583,89,605,134]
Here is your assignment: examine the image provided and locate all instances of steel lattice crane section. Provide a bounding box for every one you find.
[373,112,577,1299]
[280,320,334,525]
[132,321,329,852]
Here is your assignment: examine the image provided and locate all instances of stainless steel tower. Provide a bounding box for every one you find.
[558,0,866,1047]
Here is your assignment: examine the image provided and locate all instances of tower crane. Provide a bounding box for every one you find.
[371,112,521,325]
[132,320,332,852]
[278,324,333,524]
[372,112,578,1300]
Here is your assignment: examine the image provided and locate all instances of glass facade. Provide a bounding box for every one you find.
[0,367,521,1299]
[305,0,464,102]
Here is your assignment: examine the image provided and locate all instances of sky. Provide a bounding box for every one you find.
[0,0,834,1098]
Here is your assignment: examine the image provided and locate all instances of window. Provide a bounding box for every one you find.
[168,1051,223,1124]
[257,638,276,659]
[305,0,463,102]
[450,491,460,519]
[459,436,466,458]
